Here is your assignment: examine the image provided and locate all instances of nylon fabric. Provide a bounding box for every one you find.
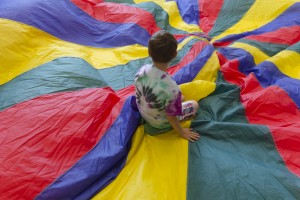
[188,81,300,200]
[92,78,215,199]
[212,0,297,41]
[1,0,300,199]
[0,18,148,85]
[133,0,201,33]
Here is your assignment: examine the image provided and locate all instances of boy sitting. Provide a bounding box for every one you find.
[134,30,200,142]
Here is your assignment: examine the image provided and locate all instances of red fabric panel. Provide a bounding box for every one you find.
[71,0,161,35]
[213,40,233,48]
[219,53,300,177]
[198,0,224,34]
[168,40,209,75]
[245,25,300,45]
[217,51,246,85]
[0,87,124,199]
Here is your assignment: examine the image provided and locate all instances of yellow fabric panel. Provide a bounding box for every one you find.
[180,80,216,102]
[93,122,190,200]
[212,0,297,42]
[179,76,216,101]
[133,0,201,33]
[177,36,207,49]
[193,51,220,82]
[180,51,218,102]
[230,42,300,79]
[268,50,300,79]
[93,79,216,200]
[0,18,148,85]
[0,18,198,85]
[230,42,269,65]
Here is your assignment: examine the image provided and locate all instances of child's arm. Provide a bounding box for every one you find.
[166,115,200,142]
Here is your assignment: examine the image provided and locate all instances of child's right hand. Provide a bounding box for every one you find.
[179,128,200,142]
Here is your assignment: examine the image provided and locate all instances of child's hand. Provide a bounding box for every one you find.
[179,128,200,142]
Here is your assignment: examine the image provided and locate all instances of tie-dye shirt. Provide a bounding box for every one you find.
[134,64,182,129]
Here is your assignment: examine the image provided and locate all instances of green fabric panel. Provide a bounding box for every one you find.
[0,57,107,111]
[98,38,201,91]
[238,39,289,57]
[1,37,201,109]
[209,0,255,38]
[104,1,189,34]
[187,74,300,200]
[286,41,300,54]
[131,2,189,34]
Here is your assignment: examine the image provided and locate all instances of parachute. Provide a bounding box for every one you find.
[1,0,300,199]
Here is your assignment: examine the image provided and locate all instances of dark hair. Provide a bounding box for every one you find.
[148,30,178,63]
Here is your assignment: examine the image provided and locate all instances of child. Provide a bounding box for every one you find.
[134,30,200,142]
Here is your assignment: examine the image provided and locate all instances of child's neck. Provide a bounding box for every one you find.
[153,62,169,72]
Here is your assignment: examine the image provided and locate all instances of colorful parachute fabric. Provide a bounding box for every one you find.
[1,0,300,199]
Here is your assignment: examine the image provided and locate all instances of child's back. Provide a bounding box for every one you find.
[135,63,182,131]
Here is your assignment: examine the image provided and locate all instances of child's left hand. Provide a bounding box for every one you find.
[179,128,200,142]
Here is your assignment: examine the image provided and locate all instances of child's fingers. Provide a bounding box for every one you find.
[193,133,200,139]
[188,132,199,142]
[189,129,200,138]
[188,137,195,142]
[192,135,200,141]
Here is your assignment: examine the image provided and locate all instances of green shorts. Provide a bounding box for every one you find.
[144,122,173,136]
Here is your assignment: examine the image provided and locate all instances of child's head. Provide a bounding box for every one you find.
[148,30,178,63]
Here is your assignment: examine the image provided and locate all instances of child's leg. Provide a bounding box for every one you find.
[178,100,199,121]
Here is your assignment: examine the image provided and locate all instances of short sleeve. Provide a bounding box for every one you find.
[165,90,183,116]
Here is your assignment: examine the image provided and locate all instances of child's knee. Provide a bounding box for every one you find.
[190,100,199,112]
[180,100,199,121]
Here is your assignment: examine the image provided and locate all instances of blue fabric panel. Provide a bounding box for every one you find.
[0,0,150,47]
